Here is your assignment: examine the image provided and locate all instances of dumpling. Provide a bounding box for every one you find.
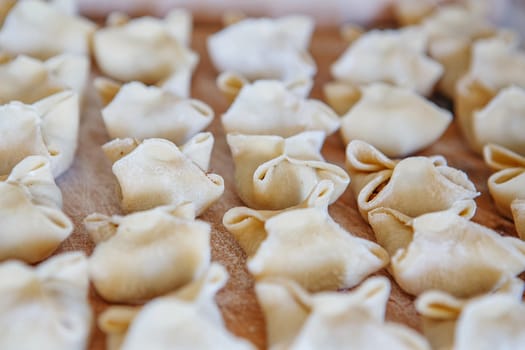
[223,181,389,292]
[455,35,525,153]
[208,16,316,99]
[0,0,95,59]
[0,53,89,104]
[511,199,525,240]
[368,202,525,297]
[0,156,72,263]
[102,133,224,215]
[256,276,430,350]
[0,252,91,350]
[473,86,525,156]
[420,5,496,97]
[99,263,256,350]
[345,140,478,221]
[222,80,340,137]
[330,27,443,97]
[483,143,525,219]
[416,285,525,350]
[93,10,198,98]
[227,131,349,210]
[0,90,79,177]
[85,203,210,303]
[339,83,452,157]
[95,78,213,144]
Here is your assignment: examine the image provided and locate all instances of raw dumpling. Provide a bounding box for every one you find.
[85,203,210,303]
[345,140,479,221]
[0,156,72,263]
[0,53,89,104]
[455,35,525,153]
[473,86,525,156]
[0,0,95,59]
[222,80,340,137]
[0,252,91,350]
[102,133,224,215]
[368,202,525,297]
[227,131,349,210]
[95,78,213,144]
[0,90,79,177]
[223,181,389,291]
[99,263,256,350]
[330,27,443,97]
[416,285,525,350]
[421,5,496,97]
[483,143,525,219]
[512,199,525,240]
[256,276,430,350]
[208,16,316,99]
[93,10,198,98]
[339,83,452,157]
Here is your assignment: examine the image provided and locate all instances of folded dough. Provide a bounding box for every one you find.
[339,83,452,157]
[222,80,339,137]
[0,156,72,263]
[93,10,198,98]
[512,199,525,240]
[416,283,525,350]
[0,252,91,350]
[85,203,210,303]
[99,263,255,350]
[208,16,316,99]
[455,34,525,153]
[227,131,349,210]
[346,140,479,221]
[0,90,79,177]
[420,5,496,97]
[0,53,89,104]
[102,133,224,215]
[330,27,443,97]
[483,143,525,219]
[96,78,213,144]
[0,0,95,59]
[368,203,525,297]
[223,181,389,291]
[256,276,430,350]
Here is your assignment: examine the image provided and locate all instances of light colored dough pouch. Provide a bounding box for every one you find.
[102,133,224,215]
[223,181,389,292]
[512,199,525,240]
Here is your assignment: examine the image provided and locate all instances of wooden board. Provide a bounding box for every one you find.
[54,23,520,350]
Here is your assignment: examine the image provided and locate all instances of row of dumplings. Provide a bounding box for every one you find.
[1,0,525,349]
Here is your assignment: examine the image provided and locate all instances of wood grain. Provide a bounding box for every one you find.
[53,23,520,350]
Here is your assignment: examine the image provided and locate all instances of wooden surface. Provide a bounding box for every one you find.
[54,23,520,350]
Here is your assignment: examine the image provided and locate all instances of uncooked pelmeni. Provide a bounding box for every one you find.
[330,27,443,97]
[339,83,452,157]
[227,131,349,210]
[0,252,91,350]
[208,15,316,99]
[256,276,430,350]
[96,78,213,144]
[416,284,525,350]
[99,264,256,350]
[102,133,224,215]
[455,34,525,152]
[0,156,72,263]
[0,0,95,59]
[368,202,525,297]
[0,90,79,177]
[345,140,479,221]
[223,181,389,292]
[0,53,89,104]
[483,143,525,219]
[93,10,198,98]
[222,80,339,137]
